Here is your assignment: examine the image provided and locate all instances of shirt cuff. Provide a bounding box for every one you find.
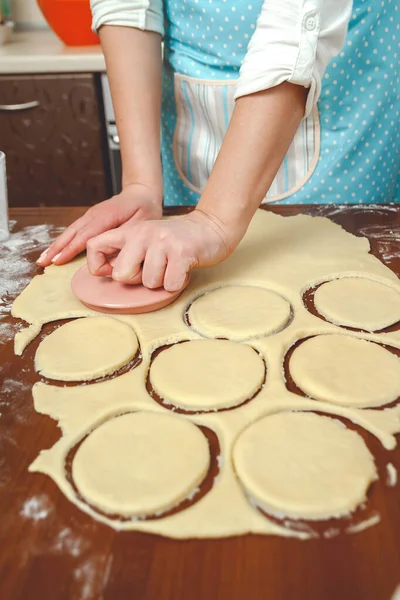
[91,0,164,36]
[234,0,352,118]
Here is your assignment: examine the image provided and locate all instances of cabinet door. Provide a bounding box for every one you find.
[0,74,109,207]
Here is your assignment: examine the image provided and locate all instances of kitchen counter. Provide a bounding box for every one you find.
[0,205,399,600]
[0,29,106,74]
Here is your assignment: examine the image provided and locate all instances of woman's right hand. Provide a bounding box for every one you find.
[37,183,163,267]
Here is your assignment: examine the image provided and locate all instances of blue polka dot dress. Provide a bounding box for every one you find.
[161,0,399,206]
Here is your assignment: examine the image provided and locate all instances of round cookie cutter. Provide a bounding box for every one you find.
[71,265,189,315]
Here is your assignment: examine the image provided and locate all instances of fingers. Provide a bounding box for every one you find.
[142,246,168,289]
[87,221,196,291]
[88,227,147,285]
[115,235,193,291]
[86,229,125,277]
[36,224,79,266]
[164,250,194,292]
[112,239,147,284]
[54,225,102,265]
[36,215,93,266]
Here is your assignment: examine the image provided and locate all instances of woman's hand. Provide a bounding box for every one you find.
[37,184,162,267]
[86,209,236,292]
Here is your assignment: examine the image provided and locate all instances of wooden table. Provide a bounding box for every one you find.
[1,206,399,600]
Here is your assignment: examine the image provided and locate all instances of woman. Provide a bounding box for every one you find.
[38,0,399,291]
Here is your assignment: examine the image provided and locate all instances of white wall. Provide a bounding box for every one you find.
[12,0,47,27]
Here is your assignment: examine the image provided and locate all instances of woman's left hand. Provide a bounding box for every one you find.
[86,209,235,292]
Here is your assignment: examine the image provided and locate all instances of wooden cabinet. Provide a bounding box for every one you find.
[0,73,110,207]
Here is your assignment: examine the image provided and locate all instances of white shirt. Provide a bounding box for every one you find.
[91,0,353,116]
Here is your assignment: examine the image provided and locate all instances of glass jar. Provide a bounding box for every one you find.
[0,151,9,241]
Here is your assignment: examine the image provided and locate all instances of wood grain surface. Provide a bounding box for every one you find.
[0,206,399,600]
[0,75,109,208]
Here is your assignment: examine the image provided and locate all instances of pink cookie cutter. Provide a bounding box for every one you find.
[71,265,189,315]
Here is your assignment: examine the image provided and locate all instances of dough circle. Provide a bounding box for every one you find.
[314,277,400,330]
[150,339,265,411]
[289,334,400,407]
[188,286,291,341]
[233,412,377,520]
[72,412,210,517]
[35,316,139,381]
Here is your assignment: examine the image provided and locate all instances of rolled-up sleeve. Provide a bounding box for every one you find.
[91,0,164,36]
[234,0,353,116]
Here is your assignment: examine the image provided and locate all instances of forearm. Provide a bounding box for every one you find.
[197,82,307,242]
[99,25,163,196]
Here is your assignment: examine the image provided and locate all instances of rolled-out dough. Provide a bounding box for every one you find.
[233,412,378,520]
[314,277,400,331]
[72,412,210,516]
[35,316,138,381]
[188,286,291,341]
[149,339,265,410]
[290,334,400,408]
[12,210,400,538]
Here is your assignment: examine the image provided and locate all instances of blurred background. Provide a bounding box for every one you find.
[8,0,47,28]
[0,0,120,215]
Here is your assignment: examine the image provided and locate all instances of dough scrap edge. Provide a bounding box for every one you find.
[28,409,309,539]
[28,379,398,537]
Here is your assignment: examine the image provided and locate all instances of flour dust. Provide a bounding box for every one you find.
[0,221,64,344]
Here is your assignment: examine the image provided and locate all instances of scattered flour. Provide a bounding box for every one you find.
[0,379,29,396]
[323,528,340,539]
[0,379,31,424]
[0,221,64,343]
[311,205,400,263]
[21,494,52,521]
[358,225,400,263]
[73,561,102,600]
[72,554,113,600]
[313,204,399,217]
[20,495,111,598]
[0,320,23,343]
[391,585,400,600]
[52,527,88,558]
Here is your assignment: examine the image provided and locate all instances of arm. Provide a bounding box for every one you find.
[196,82,307,246]
[92,0,164,192]
[196,0,353,240]
[86,82,306,289]
[87,1,353,290]
[99,25,163,194]
[38,3,164,266]
[195,0,353,241]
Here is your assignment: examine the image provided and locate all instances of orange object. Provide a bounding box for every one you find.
[37,0,100,46]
